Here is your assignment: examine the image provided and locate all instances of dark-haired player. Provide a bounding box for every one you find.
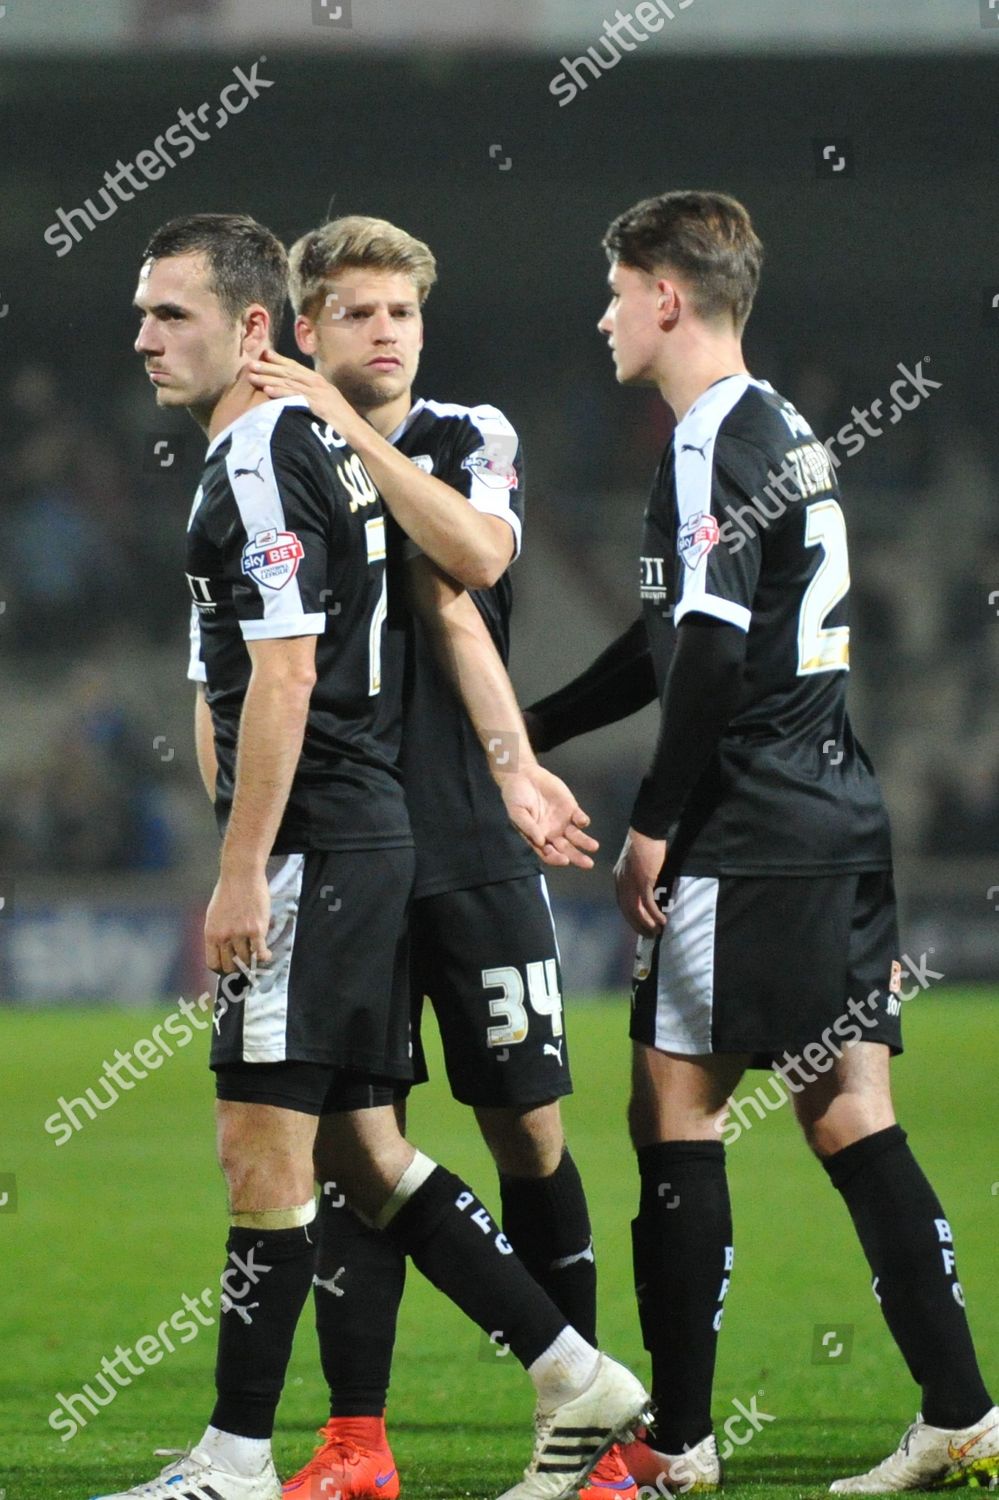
[99,211,650,1500]
[248,214,636,1500]
[525,190,997,1494]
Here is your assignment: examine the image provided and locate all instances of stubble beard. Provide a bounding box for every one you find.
[333,366,407,414]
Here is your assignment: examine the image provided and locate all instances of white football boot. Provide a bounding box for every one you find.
[621,1431,722,1492]
[90,1443,281,1500]
[497,1353,653,1500]
[829,1406,999,1493]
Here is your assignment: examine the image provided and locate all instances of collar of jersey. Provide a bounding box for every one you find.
[204,395,309,461]
[385,398,427,446]
[676,374,774,435]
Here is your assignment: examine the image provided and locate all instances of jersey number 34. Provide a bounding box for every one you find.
[484,960,563,1049]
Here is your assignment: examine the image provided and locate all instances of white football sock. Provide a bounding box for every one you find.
[529,1327,600,1411]
[196,1424,272,1475]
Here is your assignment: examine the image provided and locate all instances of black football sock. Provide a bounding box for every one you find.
[634,1141,733,1453]
[314,1191,406,1417]
[211,1217,317,1439]
[381,1163,568,1367]
[499,1150,598,1346]
[823,1125,992,1430]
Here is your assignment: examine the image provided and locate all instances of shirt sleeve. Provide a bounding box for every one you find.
[630,616,747,840]
[221,415,332,643]
[187,603,207,683]
[446,405,525,560]
[673,434,770,632]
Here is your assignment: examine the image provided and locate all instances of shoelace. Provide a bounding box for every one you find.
[897,1423,919,1459]
[123,1449,204,1497]
[308,1435,367,1473]
[523,1408,558,1478]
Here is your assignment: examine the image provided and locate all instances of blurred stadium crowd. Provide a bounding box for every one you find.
[3,347,998,880]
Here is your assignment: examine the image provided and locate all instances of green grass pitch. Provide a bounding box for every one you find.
[2,991,996,1499]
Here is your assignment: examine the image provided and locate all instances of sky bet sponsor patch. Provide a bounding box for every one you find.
[462,443,517,490]
[241,528,304,590]
[678,511,720,568]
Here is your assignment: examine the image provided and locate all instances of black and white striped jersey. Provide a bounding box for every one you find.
[187,396,411,854]
[386,398,539,898]
[642,374,893,876]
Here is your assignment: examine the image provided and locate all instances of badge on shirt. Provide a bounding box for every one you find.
[677,512,720,569]
[462,442,517,491]
[241,528,304,591]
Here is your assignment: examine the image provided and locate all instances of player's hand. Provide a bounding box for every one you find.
[501,765,599,870]
[205,869,273,975]
[614,827,668,935]
[248,350,361,440]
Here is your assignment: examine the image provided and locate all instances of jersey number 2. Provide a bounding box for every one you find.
[798,499,850,675]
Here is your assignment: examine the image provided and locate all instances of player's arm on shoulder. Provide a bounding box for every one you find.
[616,615,746,935]
[353,423,515,590]
[408,556,598,869]
[249,353,514,589]
[524,615,658,752]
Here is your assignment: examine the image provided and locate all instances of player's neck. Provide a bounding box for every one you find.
[202,372,272,441]
[360,389,413,439]
[657,340,749,423]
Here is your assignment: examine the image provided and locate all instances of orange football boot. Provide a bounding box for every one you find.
[579,1444,639,1500]
[282,1415,400,1500]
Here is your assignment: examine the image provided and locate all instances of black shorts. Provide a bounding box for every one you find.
[214,1061,407,1116]
[210,846,415,1085]
[630,869,903,1064]
[410,874,573,1108]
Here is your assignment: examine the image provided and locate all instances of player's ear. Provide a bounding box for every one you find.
[295,314,318,356]
[241,303,270,355]
[656,279,680,330]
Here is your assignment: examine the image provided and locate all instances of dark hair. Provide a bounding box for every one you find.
[142,213,289,341]
[603,190,763,331]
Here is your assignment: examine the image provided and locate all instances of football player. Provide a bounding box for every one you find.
[247,216,637,1500]
[103,211,650,1500]
[524,190,997,1495]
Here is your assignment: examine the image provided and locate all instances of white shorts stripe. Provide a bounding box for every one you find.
[652,875,719,1053]
[537,873,562,965]
[240,853,304,1062]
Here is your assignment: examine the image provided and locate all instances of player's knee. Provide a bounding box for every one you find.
[219,1150,258,1204]
[797,1103,895,1160]
[798,1112,835,1159]
[215,1116,245,1187]
[216,1119,309,1204]
[476,1103,564,1177]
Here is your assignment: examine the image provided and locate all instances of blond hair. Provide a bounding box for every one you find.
[288,215,437,318]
